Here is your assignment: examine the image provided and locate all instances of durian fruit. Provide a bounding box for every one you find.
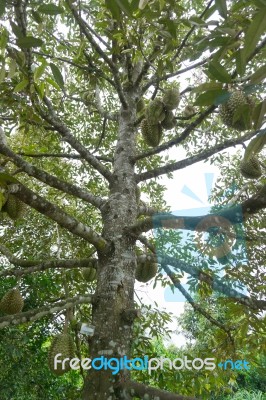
[135,258,158,283]
[240,156,262,179]
[145,98,165,124]
[141,118,162,147]
[48,333,76,376]
[0,288,24,314]
[162,87,180,111]
[184,105,195,117]
[161,111,176,130]
[82,267,97,282]
[136,98,145,113]
[2,194,26,220]
[219,90,254,131]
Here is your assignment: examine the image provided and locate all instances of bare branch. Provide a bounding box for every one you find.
[33,95,113,181]
[17,152,113,163]
[0,136,104,209]
[130,184,266,235]
[0,295,92,330]
[136,129,261,181]
[9,183,108,251]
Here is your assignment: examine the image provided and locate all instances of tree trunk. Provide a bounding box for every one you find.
[83,89,139,399]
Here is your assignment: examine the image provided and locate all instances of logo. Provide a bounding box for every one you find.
[152,173,248,302]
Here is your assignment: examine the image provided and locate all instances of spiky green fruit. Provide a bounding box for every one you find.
[141,118,162,147]
[184,105,195,117]
[48,333,76,375]
[3,195,26,220]
[240,156,262,179]
[162,88,180,111]
[0,288,24,315]
[135,259,158,283]
[82,267,97,282]
[145,98,165,124]
[161,111,176,130]
[219,90,254,131]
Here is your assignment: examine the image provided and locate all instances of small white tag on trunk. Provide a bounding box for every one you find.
[80,323,95,336]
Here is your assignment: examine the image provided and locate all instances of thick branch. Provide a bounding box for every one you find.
[9,183,107,251]
[162,262,235,335]
[0,247,97,278]
[120,380,197,400]
[136,129,260,181]
[17,152,113,163]
[130,184,266,235]
[0,295,92,329]
[0,137,104,209]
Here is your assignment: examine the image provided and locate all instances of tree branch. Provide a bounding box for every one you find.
[0,294,92,330]
[136,129,261,181]
[161,262,235,335]
[8,183,108,251]
[32,95,113,181]
[17,152,113,163]
[130,184,266,236]
[0,135,104,209]
[65,0,128,109]
[135,105,216,161]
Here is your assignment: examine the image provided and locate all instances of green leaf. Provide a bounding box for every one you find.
[243,8,266,59]
[252,100,266,131]
[7,59,17,79]
[244,130,266,160]
[113,0,132,17]
[49,63,64,89]
[46,77,61,91]
[215,0,227,19]
[105,0,121,19]
[0,173,19,184]
[208,61,232,83]
[10,21,23,38]
[250,65,266,85]
[194,89,228,106]
[16,36,44,48]
[235,49,246,76]
[37,4,64,15]
[13,79,29,92]
[193,82,223,93]
[34,61,46,81]
[0,0,6,18]
[0,63,5,83]
[31,10,43,23]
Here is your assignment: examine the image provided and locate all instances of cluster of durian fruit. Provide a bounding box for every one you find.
[140,87,180,147]
[219,89,265,180]
[0,287,24,314]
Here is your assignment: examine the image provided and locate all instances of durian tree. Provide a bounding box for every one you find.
[0,0,266,399]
